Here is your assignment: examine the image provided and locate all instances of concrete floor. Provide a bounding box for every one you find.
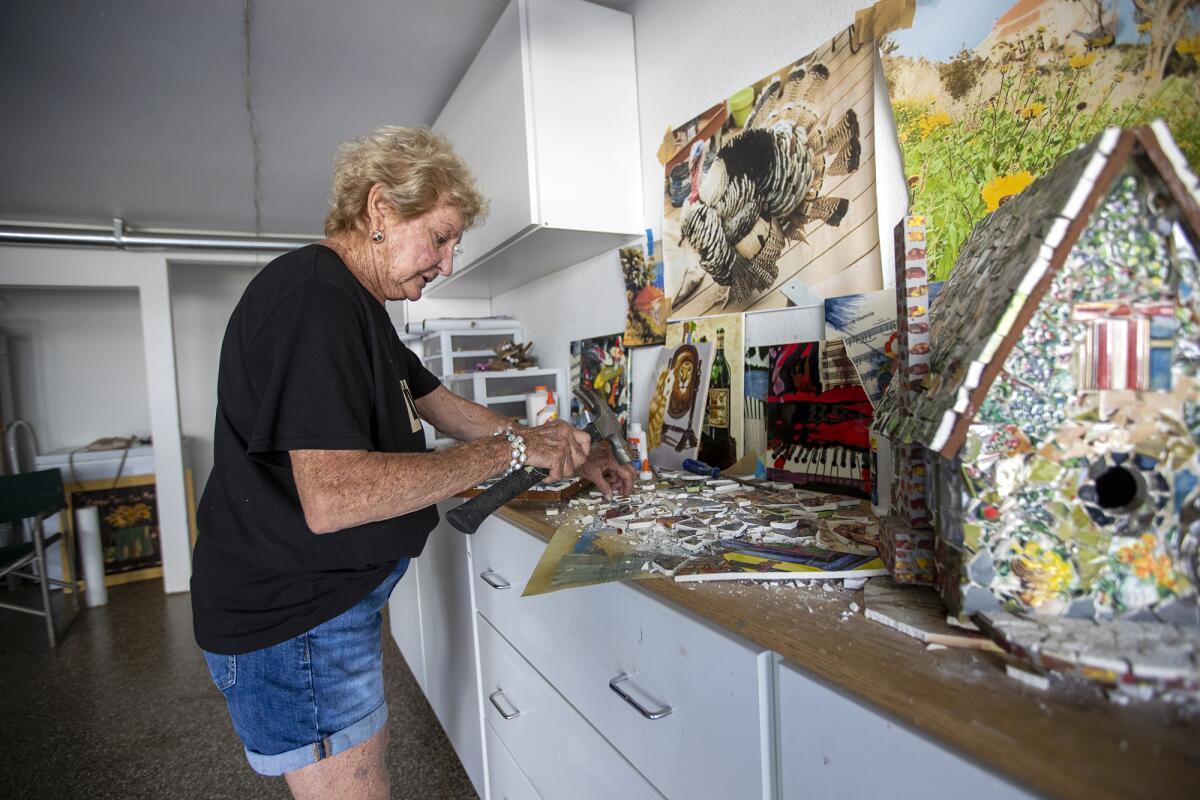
[0,578,477,799]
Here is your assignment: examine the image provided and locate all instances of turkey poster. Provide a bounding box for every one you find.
[569,334,629,433]
[663,27,883,318]
[882,0,1200,281]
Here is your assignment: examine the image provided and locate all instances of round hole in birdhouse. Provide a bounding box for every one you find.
[1094,465,1144,511]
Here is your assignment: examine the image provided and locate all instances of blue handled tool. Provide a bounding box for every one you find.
[682,458,721,478]
[683,457,760,488]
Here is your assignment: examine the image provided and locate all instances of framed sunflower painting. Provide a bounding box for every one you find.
[65,471,198,586]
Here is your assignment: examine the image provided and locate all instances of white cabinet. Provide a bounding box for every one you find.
[428,0,642,299]
[484,722,541,800]
[423,365,568,447]
[387,558,425,691]
[389,509,1035,800]
[472,515,775,800]
[477,615,663,799]
[387,502,486,798]
[776,660,1031,800]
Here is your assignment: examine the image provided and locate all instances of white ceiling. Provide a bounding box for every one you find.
[0,0,634,236]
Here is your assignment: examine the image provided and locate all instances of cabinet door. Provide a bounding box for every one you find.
[777,660,1031,799]
[417,509,486,797]
[434,0,535,267]
[479,615,663,800]
[473,516,773,800]
[387,557,425,691]
[484,721,541,800]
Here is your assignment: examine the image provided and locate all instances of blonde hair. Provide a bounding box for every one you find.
[324,126,488,236]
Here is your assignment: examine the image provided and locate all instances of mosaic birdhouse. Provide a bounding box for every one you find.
[874,123,1200,628]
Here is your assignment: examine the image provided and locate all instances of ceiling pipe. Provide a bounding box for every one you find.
[0,218,316,253]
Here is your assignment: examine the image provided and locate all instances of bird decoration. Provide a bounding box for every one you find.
[484,341,536,371]
[678,62,861,308]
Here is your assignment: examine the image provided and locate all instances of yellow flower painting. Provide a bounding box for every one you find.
[1069,52,1096,69]
[1017,102,1046,120]
[882,0,1200,281]
[918,111,952,139]
[981,172,1035,212]
[105,502,153,529]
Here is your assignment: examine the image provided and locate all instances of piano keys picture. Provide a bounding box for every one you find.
[764,340,873,497]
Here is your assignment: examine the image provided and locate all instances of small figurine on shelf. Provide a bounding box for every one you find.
[484,341,537,371]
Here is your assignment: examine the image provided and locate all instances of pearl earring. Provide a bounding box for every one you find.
[370,229,384,243]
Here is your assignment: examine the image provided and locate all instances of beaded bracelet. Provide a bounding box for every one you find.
[494,426,528,476]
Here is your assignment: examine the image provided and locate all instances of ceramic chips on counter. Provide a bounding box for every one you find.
[523,475,883,595]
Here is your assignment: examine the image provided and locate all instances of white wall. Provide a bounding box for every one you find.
[492,246,632,379]
[0,263,257,497]
[169,262,258,491]
[0,288,150,455]
[493,0,908,428]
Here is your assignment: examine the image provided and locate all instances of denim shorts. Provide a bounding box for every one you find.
[203,559,410,776]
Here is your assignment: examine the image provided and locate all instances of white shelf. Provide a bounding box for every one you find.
[428,349,503,360]
[481,393,530,404]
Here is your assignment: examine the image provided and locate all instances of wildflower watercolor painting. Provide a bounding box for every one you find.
[884,0,1200,280]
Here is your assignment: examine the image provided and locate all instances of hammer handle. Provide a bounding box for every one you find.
[446,465,551,534]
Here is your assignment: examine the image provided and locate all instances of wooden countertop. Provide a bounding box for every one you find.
[494,503,1200,800]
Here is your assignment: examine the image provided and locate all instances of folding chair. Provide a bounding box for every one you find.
[0,469,82,647]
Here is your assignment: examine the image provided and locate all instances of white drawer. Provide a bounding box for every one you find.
[477,614,662,800]
[472,516,773,800]
[484,721,541,800]
[777,660,1032,799]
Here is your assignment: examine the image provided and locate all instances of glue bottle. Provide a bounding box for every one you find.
[627,423,653,481]
[535,389,558,426]
[525,385,549,426]
[627,422,644,457]
[638,447,653,482]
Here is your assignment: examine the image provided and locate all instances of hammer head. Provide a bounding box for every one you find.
[572,386,634,466]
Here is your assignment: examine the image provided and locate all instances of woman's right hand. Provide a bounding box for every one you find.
[520,420,592,481]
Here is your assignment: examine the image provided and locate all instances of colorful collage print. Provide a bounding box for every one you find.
[569,333,630,434]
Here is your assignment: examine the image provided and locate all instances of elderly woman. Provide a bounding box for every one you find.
[191,126,634,799]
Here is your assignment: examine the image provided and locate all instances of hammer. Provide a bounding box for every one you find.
[444,386,633,534]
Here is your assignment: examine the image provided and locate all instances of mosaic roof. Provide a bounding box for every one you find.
[893,124,1200,457]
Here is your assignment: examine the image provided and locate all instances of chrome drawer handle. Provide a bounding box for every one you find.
[608,673,672,720]
[489,689,521,720]
[479,570,511,590]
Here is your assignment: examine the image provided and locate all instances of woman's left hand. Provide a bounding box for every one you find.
[576,441,637,499]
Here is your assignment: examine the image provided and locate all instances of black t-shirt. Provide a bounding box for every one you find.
[191,244,441,654]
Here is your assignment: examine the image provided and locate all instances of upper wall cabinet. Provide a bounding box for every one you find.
[427,0,642,299]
